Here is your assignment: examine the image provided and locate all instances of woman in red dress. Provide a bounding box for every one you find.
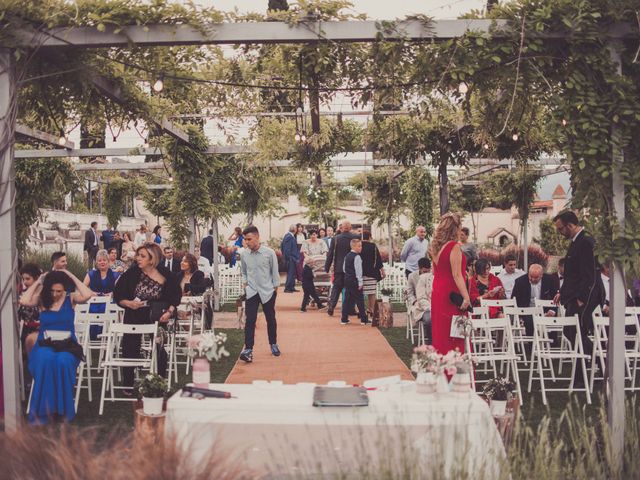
[430,213,471,354]
[469,258,505,318]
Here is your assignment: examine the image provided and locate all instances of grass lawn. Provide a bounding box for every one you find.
[71,328,245,431]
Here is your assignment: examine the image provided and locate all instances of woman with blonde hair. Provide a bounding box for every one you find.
[429,213,471,354]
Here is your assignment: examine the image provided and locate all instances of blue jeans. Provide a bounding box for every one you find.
[284,259,297,291]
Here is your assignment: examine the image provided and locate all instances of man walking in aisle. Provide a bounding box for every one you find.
[400,226,429,278]
[340,238,369,325]
[325,221,357,316]
[239,226,281,363]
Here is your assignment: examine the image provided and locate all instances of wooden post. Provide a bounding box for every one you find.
[607,40,625,473]
[0,48,21,431]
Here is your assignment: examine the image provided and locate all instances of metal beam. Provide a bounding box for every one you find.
[16,123,75,149]
[73,161,164,171]
[89,75,190,144]
[15,147,163,158]
[0,48,21,431]
[16,20,509,49]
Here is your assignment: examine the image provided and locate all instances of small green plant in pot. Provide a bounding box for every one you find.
[380,288,393,302]
[483,377,516,416]
[134,373,168,415]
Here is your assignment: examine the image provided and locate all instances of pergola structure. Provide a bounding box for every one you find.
[0,18,632,464]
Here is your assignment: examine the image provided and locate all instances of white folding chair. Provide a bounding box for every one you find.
[466,315,523,405]
[480,298,517,317]
[99,322,158,415]
[535,298,565,317]
[504,306,543,365]
[528,315,591,405]
[73,306,94,410]
[490,266,503,276]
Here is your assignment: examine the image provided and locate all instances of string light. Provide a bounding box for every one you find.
[169,176,173,182]
[153,74,164,93]
[483,143,489,150]
[57,132,67,146]
[458,82,468,94]
[561,119,567,126]
[512,133,519,141]
[294,133,301,142]
[301,134,307,142]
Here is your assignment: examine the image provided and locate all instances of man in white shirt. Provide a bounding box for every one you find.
[400,226,429,278]
[134,224,147,247]
[323,226,335,250]
[497,254,525,299]
[194,246,212,278]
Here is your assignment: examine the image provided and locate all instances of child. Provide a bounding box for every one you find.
[301,258,326,312]
[341,239,369,325]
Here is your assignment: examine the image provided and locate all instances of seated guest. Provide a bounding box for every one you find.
[19,263,43,355]
[512,264,559,335]
[470,258,506,317]
[410,258,434,343]
[177,253,207,296]
[20,269,93,423]
[108,247,125,273]
[113,243,181,391]
[83,249,120,295]
[162,246,180,276]
[405,257,431,307]
[121,232,136,268]
[194,246,211,278]
[497,254,525,299]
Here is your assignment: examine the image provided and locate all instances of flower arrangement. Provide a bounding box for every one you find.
[442,348,474,375]
[134,373,168,399]
[187,331,229,362]
[452,315,474,338]
[411,345,443,374]
[483,377,516,401]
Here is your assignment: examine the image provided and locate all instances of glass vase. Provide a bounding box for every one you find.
[192,357,210,388]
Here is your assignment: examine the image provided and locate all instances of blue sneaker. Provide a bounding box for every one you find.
[270,344,281,357]
[239,348,253,363]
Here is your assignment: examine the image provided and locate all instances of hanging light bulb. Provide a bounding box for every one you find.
[561,119,567,126]
[301,134,307,142]
[295,133,301,142]
[152,75,164,93]
[458,82,468,94]
[169,176,174,182]
[58,133,67,146]
[483,143,489,150]
[512,133,519,141]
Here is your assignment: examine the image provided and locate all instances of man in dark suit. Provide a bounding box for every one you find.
[101,224,114,250]
[281,224,300,292]
[200,229,214,266]
[324,220,358,316]
[162,247,181,277]
[554,210,604,385]
[511,264,559,336]
[323,226,335,251]
[84,221,99,268]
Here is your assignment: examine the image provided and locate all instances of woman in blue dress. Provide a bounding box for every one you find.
[20,269,93,424]
[152,225,163,245]
[228,227,243,267]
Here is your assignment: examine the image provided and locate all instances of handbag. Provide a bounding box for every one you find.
[449,292,473,312]
[149,300,171,323]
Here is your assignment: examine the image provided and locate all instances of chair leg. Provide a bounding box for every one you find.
[512,359,523,406]
[582,357,592,404]
[537,354,548,406]
[26,379,34,414]
[75,362,84,411]
[99,365,109,415]
[528,345,536,393]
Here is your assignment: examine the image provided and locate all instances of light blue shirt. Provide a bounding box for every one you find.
[400,236,429,273]
[241,245,280,303]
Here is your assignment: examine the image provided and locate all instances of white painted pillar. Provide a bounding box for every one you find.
[188,215,196,252]
[0,48,21,431]
[211,219,220,311]
[607,40,625,473]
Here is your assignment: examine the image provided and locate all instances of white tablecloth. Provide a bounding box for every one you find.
[166,382,508,479]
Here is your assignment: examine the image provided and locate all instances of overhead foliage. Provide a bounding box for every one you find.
[351,169,406,228]
[403,167,436,237]
[15,157,78,253]
[481,167,541,223]
[104,176,146,229]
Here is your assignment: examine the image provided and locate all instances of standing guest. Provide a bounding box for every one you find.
[400,226,429,278]
[556,257,565,290]
[554,210,604,386]
[238,226,281,363]
[200,229,215,266]
[300,261,325,312]
[323,226,335,251]
[324,221,358,316]
[84,221,100,268]
[101,224,115,250]
[107,247,125,273]
[121,232,136,267]
[134,224,148,247]
[318,228,326,239]
[18,263,42,355]
[295,224,306,281]
[229,227,244,267]
[152,225,163,245]
[301,229,328,260]
[511,264,558,335]
[162,247,180,277]
[177,253,207,296]
[412,260,435,343]
[20,269,93,423]
[111,231,124,259]
[340,238,369,325]
[83,250,120,295]
[429,213,471,354]
[360,231,385,317]
[459,227,478,264]
[498,254,525,299]
[50,251,68,271]
[281,224,300,293]
[470,258,506,317]
[113,243,181,391]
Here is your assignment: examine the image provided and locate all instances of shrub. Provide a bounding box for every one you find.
[501,244,549,269]
[478,248,502,266]
[23,249,87,279]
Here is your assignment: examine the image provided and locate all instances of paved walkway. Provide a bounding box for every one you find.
[225,290,413,385]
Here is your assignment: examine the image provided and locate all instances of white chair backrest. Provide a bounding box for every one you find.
[480,298,517,308]
[490,266,503,276]
[504,306,544,317]
[533,314,579,329]
[107,322,158,335]
[534,299,556,308]
[470,306,490,320]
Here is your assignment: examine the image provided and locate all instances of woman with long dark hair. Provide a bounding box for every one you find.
[20,269,93,423]
[19,263,43,355]
[152,225,162,245]
[113,243,181,392]
[177,253,206,296]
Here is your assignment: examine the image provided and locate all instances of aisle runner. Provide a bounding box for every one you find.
[225,291,413,385]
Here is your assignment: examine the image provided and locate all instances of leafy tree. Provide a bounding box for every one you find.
[403,167,435,237]
[104,177,146,229]
[537,218,569,257]
[449,180,486,241]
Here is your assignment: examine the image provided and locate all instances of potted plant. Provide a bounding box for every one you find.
[187,331,230,388]
[380,288,393,304]
[483,377,516,416]
[134,373,168,415]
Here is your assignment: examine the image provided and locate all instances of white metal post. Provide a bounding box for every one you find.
[211,219,220,311]
[607,40,625,472]
[0,48,22,431]
[188,215,196,252]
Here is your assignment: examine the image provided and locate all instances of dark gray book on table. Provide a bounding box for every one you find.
[312,386,369,407]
